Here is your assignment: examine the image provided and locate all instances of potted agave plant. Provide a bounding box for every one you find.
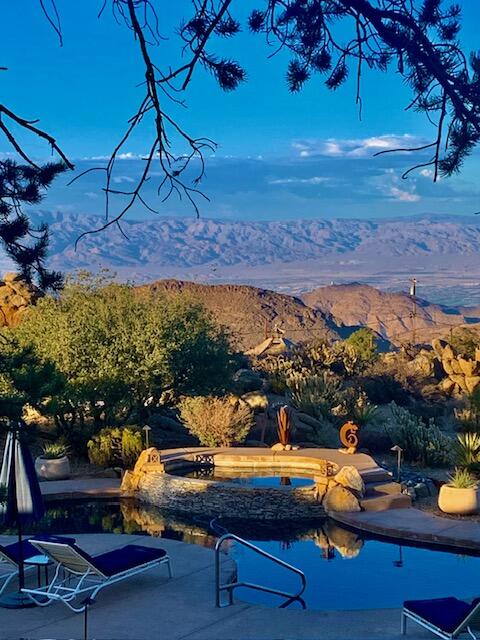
[438,468,479,515]
[35,443,71,481]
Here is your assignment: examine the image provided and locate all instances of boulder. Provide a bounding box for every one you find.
[315,482,327,503]
[295,412,323,430]
[442,359,455,375]
[232,369,263,394]
[334,466,365,496]
[323,486,361,513]
[465,376,480,394]
[458,358,476,377]
[0,274,39,327]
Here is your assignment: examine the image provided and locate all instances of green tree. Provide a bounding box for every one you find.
[345,328,378,365]
[14,274,235,429]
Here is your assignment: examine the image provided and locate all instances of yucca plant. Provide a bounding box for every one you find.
[455,432,480,468]
[41,442,69,460]
[448,467,479,489]
[277,405,294,446]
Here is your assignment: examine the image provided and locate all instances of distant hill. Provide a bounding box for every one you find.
[302,283,474,345]
[140,280,338,351]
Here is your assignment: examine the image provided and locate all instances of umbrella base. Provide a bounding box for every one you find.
[0,591,37,609]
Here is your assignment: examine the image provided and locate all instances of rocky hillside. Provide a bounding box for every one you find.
[140,280,338,351]
[302,283,473,346]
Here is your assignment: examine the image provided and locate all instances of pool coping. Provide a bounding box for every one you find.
[330,507,480,552]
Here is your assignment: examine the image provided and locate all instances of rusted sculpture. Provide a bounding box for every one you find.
[339,421,359,454]
[277,405,293,446]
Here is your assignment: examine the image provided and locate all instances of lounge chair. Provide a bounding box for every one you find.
[22,538,172,612]
[0,536,74,595]
[402,596,480,639]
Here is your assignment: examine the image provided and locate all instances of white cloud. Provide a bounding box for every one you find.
[112,175,135,184]
[388,186,420,202]
[292,134,422,159]
[269,176,331,185]
[84,191,99,199]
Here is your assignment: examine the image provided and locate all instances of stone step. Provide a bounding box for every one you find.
[365,481,403,497]
[359,467,393,484]
[360,492,412,512]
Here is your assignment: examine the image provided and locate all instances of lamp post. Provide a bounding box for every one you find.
[142,425,152,449]
[391,444,403,483]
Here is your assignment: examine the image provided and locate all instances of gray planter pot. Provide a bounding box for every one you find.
[35,455,71,481]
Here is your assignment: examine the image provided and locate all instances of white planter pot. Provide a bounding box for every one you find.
[35,455,71,481]
[438,484,480,515]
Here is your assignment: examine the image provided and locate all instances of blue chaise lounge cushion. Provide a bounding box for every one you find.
[404,597,475,634]
[92,544,167,577]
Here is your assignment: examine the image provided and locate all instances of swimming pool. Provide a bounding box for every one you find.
[1,499,478,610]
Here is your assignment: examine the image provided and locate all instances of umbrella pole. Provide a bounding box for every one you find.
[0,424,35,609]
[12,427,25,593]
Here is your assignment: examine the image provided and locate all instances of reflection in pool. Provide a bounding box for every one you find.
[1,498,479,611]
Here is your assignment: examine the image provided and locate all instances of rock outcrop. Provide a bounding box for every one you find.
[411,338,480,396]
[0,273,39,327]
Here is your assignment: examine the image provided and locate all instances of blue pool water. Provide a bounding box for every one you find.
[1,499,478,610]
[179,468,314,488]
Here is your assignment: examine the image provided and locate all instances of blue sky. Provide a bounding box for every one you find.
[1,1,480,220]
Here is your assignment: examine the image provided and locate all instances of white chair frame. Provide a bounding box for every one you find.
[22,541,172,613]
[0,548,36,595]
[402,603,480,640]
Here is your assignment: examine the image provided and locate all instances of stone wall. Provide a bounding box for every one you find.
[136,471,325,520]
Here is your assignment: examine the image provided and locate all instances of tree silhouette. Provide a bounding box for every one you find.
[0,160,67,290]
[1,0,479,253]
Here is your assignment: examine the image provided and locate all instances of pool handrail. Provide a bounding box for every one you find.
[214,532,306,609]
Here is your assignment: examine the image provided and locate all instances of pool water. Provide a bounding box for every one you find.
[1,499,479,611]
[178,467,314,488]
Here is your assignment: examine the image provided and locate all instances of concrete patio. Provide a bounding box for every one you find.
[0,533,445,640]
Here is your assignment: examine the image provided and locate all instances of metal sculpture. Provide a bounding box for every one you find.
[339,421,359,454]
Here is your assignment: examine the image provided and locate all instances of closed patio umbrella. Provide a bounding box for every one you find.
[0,421,45,608]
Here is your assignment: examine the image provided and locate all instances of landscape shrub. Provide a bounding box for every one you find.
[179,395,254,447]
[345,328,378,367]
[14,273,235,430]
[454,432,480,468]
[87,426,143,468]
[387,403,452,467]
[455,388,480,432]
[287,371,344,421]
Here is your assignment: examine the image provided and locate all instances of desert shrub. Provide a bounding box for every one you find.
[388,403,452,467]
[87,426,143,468]
[287,371,344,421]
[358,372,410,405]
[455,388,480,432]
[449,328,480,359]
[179,395,254,447]
[345,328,378,366]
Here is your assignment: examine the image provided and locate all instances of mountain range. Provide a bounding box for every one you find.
[2,211,480,306]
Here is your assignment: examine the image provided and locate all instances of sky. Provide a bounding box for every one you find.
[1,1,480,221]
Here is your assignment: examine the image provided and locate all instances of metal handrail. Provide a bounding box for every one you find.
[214,532,306,609]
